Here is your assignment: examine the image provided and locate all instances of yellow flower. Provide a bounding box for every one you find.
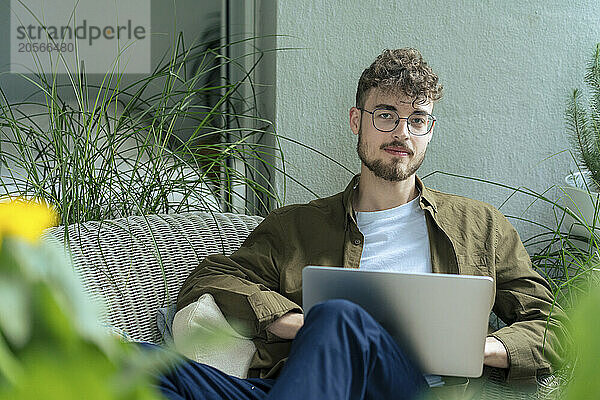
[0,199,58,244]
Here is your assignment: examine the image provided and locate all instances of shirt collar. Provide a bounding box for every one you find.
[416,176,438,213]
[342,174,438,229]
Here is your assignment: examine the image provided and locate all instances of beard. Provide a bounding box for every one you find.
[356,127,426,182]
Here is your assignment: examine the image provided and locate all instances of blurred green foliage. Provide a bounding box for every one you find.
[564,274,600,400]
[0,236,163,399]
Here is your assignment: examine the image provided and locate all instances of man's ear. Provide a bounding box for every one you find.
[349,107,361,136]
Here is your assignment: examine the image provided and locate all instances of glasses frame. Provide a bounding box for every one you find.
[357,107,436,136]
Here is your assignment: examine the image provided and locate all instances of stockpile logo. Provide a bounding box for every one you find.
[10,0,151,74]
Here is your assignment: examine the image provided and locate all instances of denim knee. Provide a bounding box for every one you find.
[306,298,371,322]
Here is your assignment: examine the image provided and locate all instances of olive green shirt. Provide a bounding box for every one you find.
[177,175,566,384]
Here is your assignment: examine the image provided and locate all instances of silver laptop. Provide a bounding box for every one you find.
[302,266,494,378]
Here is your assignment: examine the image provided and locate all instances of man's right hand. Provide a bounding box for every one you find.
[266,312,304,339]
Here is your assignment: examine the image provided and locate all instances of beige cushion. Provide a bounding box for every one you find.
[172,293,256,378]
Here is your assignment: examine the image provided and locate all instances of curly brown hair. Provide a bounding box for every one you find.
[356,48,443,107]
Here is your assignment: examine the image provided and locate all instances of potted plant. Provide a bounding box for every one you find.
[0,31,286,224]
[563,43,600,241]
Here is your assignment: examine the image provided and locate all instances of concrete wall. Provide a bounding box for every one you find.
[275,0,600,241]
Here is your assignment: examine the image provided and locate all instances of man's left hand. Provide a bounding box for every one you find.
[484,336,509,368]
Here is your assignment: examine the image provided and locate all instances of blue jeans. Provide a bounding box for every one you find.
[143,299,428,400]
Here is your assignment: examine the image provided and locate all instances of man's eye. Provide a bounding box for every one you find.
[409,114,428,124]
[378,113,393,119]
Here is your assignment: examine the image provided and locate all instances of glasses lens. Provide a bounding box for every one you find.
[408,112,434,135]
[373,109,399,132]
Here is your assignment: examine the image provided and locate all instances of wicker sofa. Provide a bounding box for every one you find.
[41,211,559,399]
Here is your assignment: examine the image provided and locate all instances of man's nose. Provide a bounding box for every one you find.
[391,119,410,140]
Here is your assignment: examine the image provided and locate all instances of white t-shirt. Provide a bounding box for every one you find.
[355,195,432,273]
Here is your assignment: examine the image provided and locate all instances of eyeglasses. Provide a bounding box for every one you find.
[357,108,436,136]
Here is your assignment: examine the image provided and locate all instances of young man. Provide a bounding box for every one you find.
[161,48,565,400]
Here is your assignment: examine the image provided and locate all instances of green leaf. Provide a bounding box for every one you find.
[566,281,600,399]
[0,278,30,348]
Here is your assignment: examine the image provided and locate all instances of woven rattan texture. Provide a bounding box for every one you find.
[42,212,263,344]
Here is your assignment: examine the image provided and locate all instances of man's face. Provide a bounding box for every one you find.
[350,89,434,182]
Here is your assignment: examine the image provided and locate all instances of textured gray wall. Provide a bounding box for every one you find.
[274,1,600,242]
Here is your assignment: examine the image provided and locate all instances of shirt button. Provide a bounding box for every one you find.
[353,239,361,245]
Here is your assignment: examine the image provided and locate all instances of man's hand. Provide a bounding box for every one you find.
[266,312,304,339]
[484,336,509,368]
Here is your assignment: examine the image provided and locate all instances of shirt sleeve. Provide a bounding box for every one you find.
[490,213,569,383]
[176,211,302,341]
